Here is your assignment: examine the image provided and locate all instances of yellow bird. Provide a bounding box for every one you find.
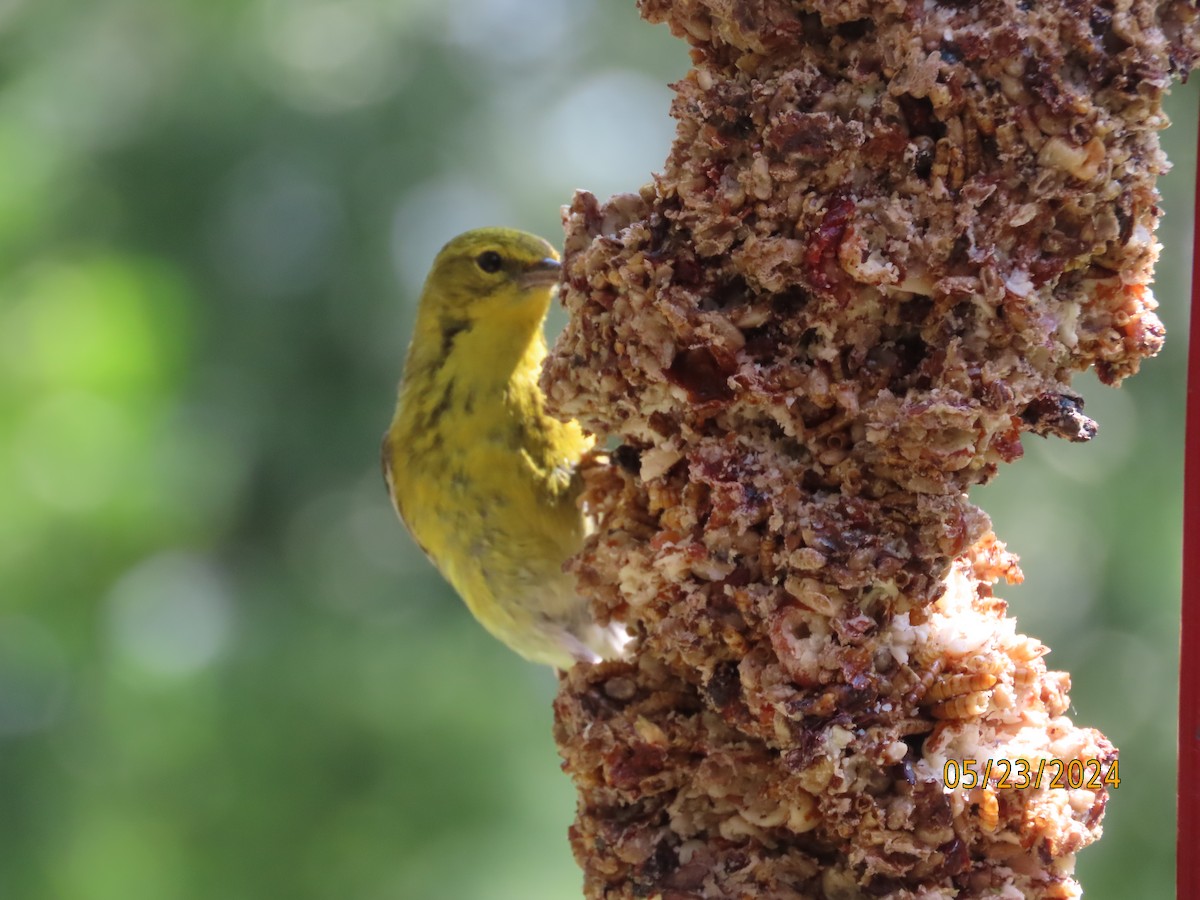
[382,228,627,668]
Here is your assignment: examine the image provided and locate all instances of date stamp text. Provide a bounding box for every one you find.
[943,757,1120,790]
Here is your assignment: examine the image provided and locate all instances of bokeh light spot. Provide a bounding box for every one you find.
[13,390,135,513]
[535,69,675,198]
[252,0,406,113]
[1,257,188,395]
[106,552,234,679]
[443,0,583,68]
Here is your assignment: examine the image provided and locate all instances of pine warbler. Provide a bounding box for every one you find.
[383,228,627,667]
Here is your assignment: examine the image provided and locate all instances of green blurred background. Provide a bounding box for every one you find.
[0,1,1193,898]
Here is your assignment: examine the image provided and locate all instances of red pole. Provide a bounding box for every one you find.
[1179,90,1200,899]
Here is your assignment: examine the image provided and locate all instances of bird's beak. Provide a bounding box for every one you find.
[517,257,561,290]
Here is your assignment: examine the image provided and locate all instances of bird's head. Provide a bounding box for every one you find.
[422,228,561,322]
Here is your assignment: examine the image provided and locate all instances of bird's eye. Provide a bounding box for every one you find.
[476,251,503,273]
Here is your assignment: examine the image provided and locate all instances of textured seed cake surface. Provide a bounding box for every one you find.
[545,2,1197,897]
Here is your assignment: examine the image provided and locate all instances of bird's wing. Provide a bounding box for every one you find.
[381,432,436,563]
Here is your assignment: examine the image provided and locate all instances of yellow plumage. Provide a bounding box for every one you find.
[382,228,626,667]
